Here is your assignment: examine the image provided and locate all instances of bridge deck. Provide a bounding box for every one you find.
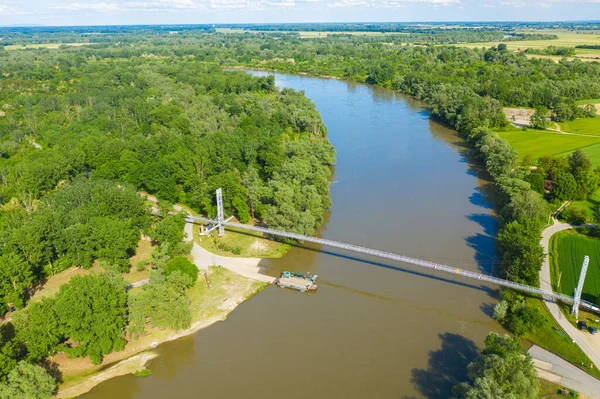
[186,216,600,314]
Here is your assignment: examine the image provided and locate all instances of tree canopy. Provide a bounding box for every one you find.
[452,333,539,399]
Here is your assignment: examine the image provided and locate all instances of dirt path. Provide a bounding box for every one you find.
[540,220,600,371]
[546,126,600,138]
[146,195,275,284]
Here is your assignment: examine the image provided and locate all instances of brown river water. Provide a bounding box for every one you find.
[82,72,505,399]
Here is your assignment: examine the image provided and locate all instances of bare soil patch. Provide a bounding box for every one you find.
[504,107,535,128]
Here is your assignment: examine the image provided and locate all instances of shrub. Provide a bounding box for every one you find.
[561,205,588,225]
[165,257,198,287]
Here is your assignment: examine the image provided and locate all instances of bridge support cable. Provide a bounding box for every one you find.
[572,255,590,320]
[186,214,600,314]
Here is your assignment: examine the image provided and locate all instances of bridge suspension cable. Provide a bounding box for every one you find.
[186,213,600,314]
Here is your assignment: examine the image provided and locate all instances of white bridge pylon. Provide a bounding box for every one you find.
[572,255,590,321]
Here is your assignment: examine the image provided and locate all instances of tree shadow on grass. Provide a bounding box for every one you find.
[410,333,479,399]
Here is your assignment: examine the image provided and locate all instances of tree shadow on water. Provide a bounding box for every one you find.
[465,233,497,274]
[409,333,479,399]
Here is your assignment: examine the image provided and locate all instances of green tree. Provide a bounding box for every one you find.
[165,257,198,287]
[530,107,550,129]
[561,204,588,225]
[497,220,544,285]
[149,213,186,254]
[553,102,575,122]
[552,172,578,201]
[452,333,539,399]
[492,300,508,322]
[570,148,592,178]
[500,189,548,226]
[150,244,171,269]
[0,252,34,309]
[128,270,191,338]
[54,273,128,365]
[13,298,61,362]
[523,170,546,195]
[0,361,56,399]
[506,304,544,336]
[0,325,20,382]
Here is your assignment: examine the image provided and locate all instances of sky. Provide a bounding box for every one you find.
[0,0,599,26]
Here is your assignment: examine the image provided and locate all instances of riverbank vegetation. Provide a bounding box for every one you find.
[451,333,539,399]
[58,266,265,398]
[0,36,336,397]
[177,25,600,381]
[1,25,600,395]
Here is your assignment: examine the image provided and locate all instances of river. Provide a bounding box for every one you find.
[82,72,503,399]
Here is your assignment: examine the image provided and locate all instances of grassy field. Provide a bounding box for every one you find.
[524,296,600,379]
[575,99,600,105]
[194,224,290,259]
[455,31,600,62]
[550,230,600,303]
[3,43,89,50]
[497,129,600,163]
[556,142,600,168]
[558,117,600,136]
[171,201,291,259]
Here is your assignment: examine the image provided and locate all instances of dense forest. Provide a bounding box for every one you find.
[0,45,335,308]
[0,37,336,395]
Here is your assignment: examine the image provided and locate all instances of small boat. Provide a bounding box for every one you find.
[276,271,318,292]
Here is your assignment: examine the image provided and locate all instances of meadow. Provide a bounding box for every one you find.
[558,116,600,136]
[556,142,600,167]
[551,230,600,303]
[576,98,600,105]
[455,31,600,61]
[3,43,89,50]
[497,129,600,163]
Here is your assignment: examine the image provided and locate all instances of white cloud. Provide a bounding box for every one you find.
[50,0,302,12]
[328,0,458,7]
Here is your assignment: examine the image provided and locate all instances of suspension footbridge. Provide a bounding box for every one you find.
[188,190,600,314]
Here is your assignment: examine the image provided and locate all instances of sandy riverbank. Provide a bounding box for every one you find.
[56,267,267,398]
[55,195,276,398]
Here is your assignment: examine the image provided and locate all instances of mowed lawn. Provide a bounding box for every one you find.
[497,129,600,163]
[575,98,600,106]
[554,231,600,303]
[558,116,600,136]
[556,142,600,168]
